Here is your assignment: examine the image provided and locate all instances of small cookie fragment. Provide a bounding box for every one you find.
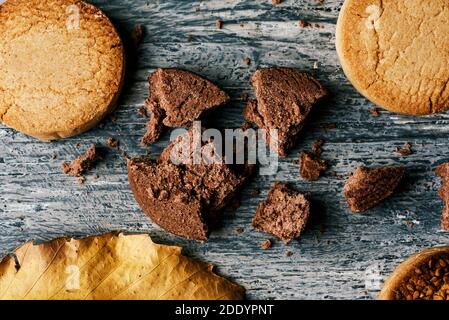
[106,137,119,149]
[300,151,327,181]
[344,166,405,213]
[243,57,251,65]
[396,143,413,156]
[299,20,310,28]
[243,68,328,156]
[62,145,101,177]
[285,251,294,257]
[311,139,325,156]
[436,163,449,231]
[272,0,282,4]
[252,182,311,244]
[215,19,222,29]
[370,107,380,117]
[261,239,272,250]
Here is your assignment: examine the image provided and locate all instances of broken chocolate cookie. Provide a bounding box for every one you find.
[141,68,230,144]
[436,163,449,231]
[344,166,406,213]
[252,182,311,244]
[129,128,249,241]
[243,68,328,156]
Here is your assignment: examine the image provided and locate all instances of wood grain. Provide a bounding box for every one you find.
[1,0,448,300]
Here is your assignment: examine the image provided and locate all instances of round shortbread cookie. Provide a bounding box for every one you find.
[336,0,449,115]
[0,0,125,140]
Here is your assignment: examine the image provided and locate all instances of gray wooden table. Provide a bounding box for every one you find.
[1,0,448,300]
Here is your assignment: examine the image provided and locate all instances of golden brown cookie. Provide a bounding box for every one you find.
[336,0,449,115]
[0,0,125,140]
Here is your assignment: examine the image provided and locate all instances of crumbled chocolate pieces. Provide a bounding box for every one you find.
[299,20,310,28]
[141,68,230,144]
[243,68,328,156]
[106,137,119,149]
[261,239,272,249]
[62,145,101,177]
[285,251,294,257]
[396,143,413,156]
[137,106,148,118]
[252,182,311,244]
[311,139,325,156]
[243,57,251,65]
[436,163,449,231]
[370,107,380,117]
[344,166,406,213]
[236,227,245,234]
[141,99,166,145]
[300,151,327,181]
[215,19,222,29]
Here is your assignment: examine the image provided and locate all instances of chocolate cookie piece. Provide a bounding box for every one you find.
[141,68,230,144]
[252,182,310,244]
[129,128,249,241]
[300,151,326,181]
[344,166,406,213]
[62,145,101,177]
[243,68,328,156]
[141,99,166,145]
[436,163,449,231]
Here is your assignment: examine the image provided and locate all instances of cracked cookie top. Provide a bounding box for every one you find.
[0,0,125,140]
[336,0,449,115]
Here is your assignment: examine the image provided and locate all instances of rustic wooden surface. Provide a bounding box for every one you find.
[1,0,449,300]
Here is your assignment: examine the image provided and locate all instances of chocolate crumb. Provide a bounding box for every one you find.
[236,227,245,234]
[300,151,327,181]
[50,153,57,160]
[62,145,101,177]
[243,57,251,66]
[312,139,325,156]
[74,143,81,149]
[106,137,119,149]
[138,106,148,118]
[285,251,293,257]
[272,0,282,4]
[396,143,413,156]
[131,24,143,48]
[299,20,310,28]
[215,19,222,29]
[261,239,272,249]
[370,107,380,117]
[241,93,249,102]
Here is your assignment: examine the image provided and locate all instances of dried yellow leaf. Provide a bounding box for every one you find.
[0,232,245,300]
